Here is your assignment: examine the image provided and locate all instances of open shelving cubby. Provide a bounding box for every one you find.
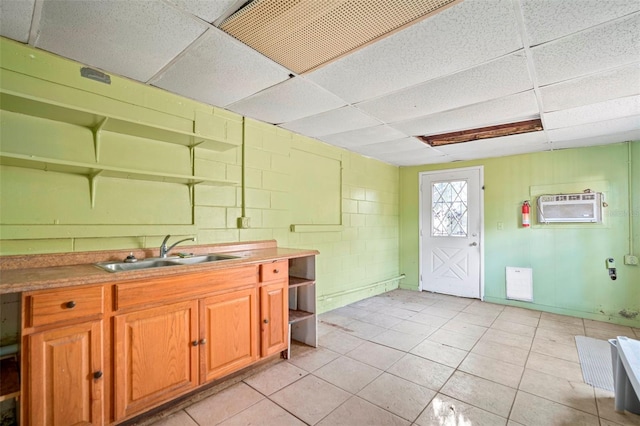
[287,256,317,354]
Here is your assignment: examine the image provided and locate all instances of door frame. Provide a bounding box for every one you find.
[418,166,485,299]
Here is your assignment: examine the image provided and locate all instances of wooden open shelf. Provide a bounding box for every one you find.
[0,356,20,402]
[289,276,315,288]
[289,309,314,324]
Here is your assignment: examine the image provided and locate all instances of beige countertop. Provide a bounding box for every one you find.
[0,240,318,294]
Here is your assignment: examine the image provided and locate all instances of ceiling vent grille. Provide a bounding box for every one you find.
[219,0,461,74]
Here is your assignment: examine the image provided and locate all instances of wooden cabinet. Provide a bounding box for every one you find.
[288,256,317,350]
[259,261,289,357]
[113,300,199,419]
[22,285,105,426]
[201,287,258,382]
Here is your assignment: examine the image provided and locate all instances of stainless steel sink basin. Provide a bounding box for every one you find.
[171,254,238,265]
[94,253,239,272]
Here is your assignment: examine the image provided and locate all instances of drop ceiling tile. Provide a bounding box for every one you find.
[279,106,381,138]
[166,0,238,23]
[380,147,449,166]
[448,141,550,161]
[550,129,640,150]
[306,0,522,103]
[358,53,532,123]
[35,0,208,82]
[0,0,35,43]
[532,13,640,86]
[153,28,290,108]
[544,95,640,130]
[350,137,425,156]
[540,63,640,112]
[434,131,548,155]
[521,0,640,46]
[319,125,408,148]
[226,77,346,124]
[547,115,640,142]
[393,91,539,137]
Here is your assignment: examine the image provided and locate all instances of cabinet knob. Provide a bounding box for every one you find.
[263,318,269,324]
[93,371,103,379]
[273,269,279,274]
[192,340,199,346]
[65,301,76,309]
[199,339,207,345]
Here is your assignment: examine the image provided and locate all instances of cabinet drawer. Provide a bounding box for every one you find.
[27,286,104,327]
[260,260,288,282]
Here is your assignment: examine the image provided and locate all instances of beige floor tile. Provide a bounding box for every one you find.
[525,352,584,382]
[185,382,263,425]
[316,396,410,426]
[346,341,405,370]
[584,319,635,334]
[244,362,307,395]
[510,391,599,426]
[463,303,504,317]
[540,312,585,326]
[491,318,538,337]
[530,336,579,362]
[357,372,436,421]
[218,399,306,426]
[313,356,382,393]
[518,369,597,415]
[458,352,524,388]
[287,347,340,372]
[369,329,426,352]
[538,318,585,335]
[269,375,350,425]
[534,327,581,347]
[595,388,640,426]
[332,305,372,319]
[415,393,507,426]
[427,328,481,351]
[503,305,541,319]
[422,306,461,319]
[440,371,516,417]
[633,328,640,339]
[387,353,454,391]
[397,301,430,312]
[384,306,421,320]
[434,300,472,312]
[318,329,365,354]
[455,311,498,327]
[406,312,450,328]
[342,319,387,340]
[318,312,355,328]
[585,327,632,341]
[481,328,533,351]
[152,411,198,426]
[600,420,627,426]
[471,339,529,366]
[410,339,468,368]
[441,319,488,338]
[391,320,438,337]
[496,312,540,328]
[507,421,527,426]
[359,312,404,328]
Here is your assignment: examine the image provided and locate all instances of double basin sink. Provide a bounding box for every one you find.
[95,254,238,273]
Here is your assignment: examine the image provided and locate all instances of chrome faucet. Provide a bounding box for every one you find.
[159,234,195,258]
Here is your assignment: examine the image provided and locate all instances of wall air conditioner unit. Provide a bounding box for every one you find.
[537,192,603,223]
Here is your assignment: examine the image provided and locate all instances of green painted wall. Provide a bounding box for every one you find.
[400,143,640,326]
[0,38,401,312]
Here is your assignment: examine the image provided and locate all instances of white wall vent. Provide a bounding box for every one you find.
[537,192,602,223]
[506,267,533,302]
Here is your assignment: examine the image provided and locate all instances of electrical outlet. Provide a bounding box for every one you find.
[497,222,504,230]
[624,255,639,266]
[237,217,250,229]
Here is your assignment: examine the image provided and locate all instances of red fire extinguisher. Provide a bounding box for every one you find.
[522,201,530,228]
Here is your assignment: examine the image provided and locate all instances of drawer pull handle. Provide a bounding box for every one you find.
[65,301,76,309]
[192,340,199,347]
[263,318,269,324]
[199,339,207,345]
[273,269,279,274]
[93,371,103,379]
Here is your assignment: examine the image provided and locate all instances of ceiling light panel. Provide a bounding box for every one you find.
[532,13,640,86]
[521,0,640,46]
[279,106,381,137]
[0,0,36,43]
[153,28,290,107]
[540,63,640,112]
[35,0,207,82]
[167,0,239,23]
[227,77,346,124]
[547,115,640,142]
[220,0,460,75]
[306,0,523,103]
[319,125,408,147]
[393,91,539,136]
[358,53,532,123]
[544,95,640,130]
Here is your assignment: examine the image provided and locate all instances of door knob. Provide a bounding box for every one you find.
[470,242,478,246]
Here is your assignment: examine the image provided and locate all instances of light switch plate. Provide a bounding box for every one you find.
[237,217,250,229]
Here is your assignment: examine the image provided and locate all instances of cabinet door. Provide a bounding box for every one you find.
[201,287,258,382]
[260,281,289,357]
[28,320,103,426]
[114,300,198,420]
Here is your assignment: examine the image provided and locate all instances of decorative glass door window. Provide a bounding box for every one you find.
[432,180,468,237]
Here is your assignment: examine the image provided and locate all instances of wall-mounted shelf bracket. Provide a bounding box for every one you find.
[92,117,109,162]
[89,171,103,208]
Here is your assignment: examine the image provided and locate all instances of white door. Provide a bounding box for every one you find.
[420,167,483,298]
